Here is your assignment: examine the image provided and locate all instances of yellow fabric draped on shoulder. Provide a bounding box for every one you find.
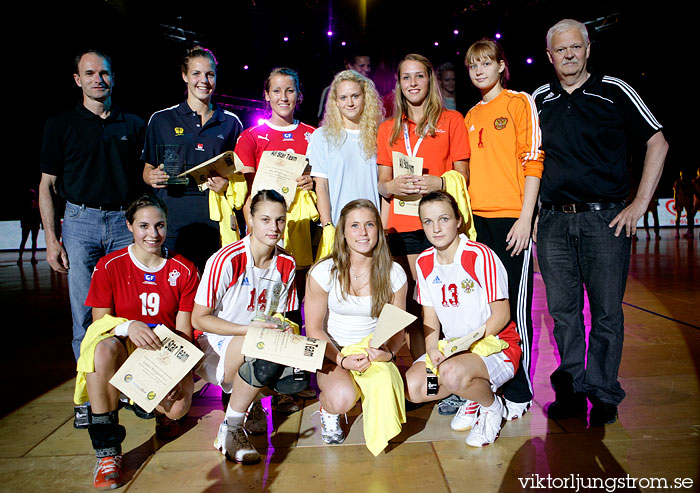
[315,223,336,262]
[209,173,248,246]
[284,189,319,269]
[74,314,136,405]
[340,335,406,456]
[442,170,477,241]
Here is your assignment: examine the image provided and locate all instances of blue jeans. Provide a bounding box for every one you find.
[62,202,133,360]
[537,205,630,405]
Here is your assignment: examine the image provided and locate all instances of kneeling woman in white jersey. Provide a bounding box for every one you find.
[405,191,522,447]
[83,194,199,490]
[305,200,407,448]
[192,190,298,464]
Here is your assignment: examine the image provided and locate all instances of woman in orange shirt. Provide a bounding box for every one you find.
[377,53,470,359]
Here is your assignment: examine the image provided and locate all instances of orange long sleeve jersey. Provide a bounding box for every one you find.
[465,89,544,218]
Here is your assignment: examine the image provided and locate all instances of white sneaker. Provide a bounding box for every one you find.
[466,398,504,447]
[318,407,345,444]
[214,421,261,464]
[244,400,268,435]
[503,399,531,421]
[450,400,480,431]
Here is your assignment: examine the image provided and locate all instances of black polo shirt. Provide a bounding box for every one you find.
[40,104,146,207]
[140,101,243,238]
[532,73,662,204]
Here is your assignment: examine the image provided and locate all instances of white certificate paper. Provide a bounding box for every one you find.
[251,151,307,209]
[392,151,423,216]
[109,325,203,413]
[441,324,487,359]
[178,151,244,190]
[370,303,417,349]
[241,326,326,373]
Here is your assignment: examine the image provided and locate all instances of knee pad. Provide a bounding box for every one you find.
[273,365,309,395]
[238,357,284,388]
[88,423,126,451]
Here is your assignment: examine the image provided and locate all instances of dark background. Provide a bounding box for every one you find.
[9,0,685,220]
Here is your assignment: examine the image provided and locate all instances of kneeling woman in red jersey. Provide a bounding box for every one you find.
[192,190,299,465]
[405,191,522,448]
[83,194,199,490]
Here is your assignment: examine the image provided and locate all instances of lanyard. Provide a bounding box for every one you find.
[403,122,424,158]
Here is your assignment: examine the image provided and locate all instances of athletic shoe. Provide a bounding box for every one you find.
[121,399,155,420]
[318,407,345,444]
[466,398,504,447]
[244,400,268,436]
[272,394,301,414]
[214,421,260,464]
[589,397,618,426]
[503,399,531,421]
[546,393,587,420]
[155,413,183,440]
[93,455,122,490]
[450,400,480,431]
[74,404,91,429]
[438,394,467,416]
[295,388,317,399]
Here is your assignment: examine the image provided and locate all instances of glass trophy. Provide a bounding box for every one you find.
[254,276,288,330]
[156,144,189,185]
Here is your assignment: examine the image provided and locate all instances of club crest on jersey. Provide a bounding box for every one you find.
[493,117,508,130]
[195,143,205,151]
[282,132,294,141]
[143,273,156,285]
[461,279,474,294]
[304,131,312,143]
[242,276,250,286]
[432,276,443,284]
[174,127,184,136]
[168,269,180,286]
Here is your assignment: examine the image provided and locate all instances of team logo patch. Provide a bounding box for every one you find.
[196,143,205,151]
[461,279,474,294]
[143,273,156,285]
[174,127,184,136]
[433,276,443,284]
[168,269,180,287]
[493,117,508,130]
[283,132,293,140]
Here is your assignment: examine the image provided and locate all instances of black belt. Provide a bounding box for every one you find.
[540,201,623,213]
[69,201,125,212]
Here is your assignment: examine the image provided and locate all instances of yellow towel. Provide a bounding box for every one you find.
[209,173,248,246]
[74,314,135,405]
[425,335,509,377]
[315,223,336,262]
[284,189,319,269]
[442,170,477,241]
[341,335,406,456]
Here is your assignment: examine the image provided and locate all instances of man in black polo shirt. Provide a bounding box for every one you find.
[39,50,145,424]
[532,19,668,425]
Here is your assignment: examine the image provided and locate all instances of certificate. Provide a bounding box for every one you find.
[441,324,487,359]
[109,325,203,413]
[241,326,326,373]
[392,151,423,216]
[369,303,417,349]
[177,151,244,191]
[250,151,307,210]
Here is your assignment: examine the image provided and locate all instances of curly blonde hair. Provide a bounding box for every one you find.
[320,70,384,159]
[389,54,444,146]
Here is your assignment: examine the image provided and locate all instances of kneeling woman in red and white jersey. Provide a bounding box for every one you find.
[192,190,298,465]
[84,194,199,490]
[405,191,521,447]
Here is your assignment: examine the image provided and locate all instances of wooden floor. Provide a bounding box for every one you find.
[1,230,698,492]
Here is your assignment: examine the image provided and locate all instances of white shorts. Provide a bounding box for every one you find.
[195,333,235,393]
[415,351,515,392]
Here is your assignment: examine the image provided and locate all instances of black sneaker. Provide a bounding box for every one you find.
[121,400,155,419]
[589,397,618,426]
[74,403,91,429]
[546,393,587,420]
